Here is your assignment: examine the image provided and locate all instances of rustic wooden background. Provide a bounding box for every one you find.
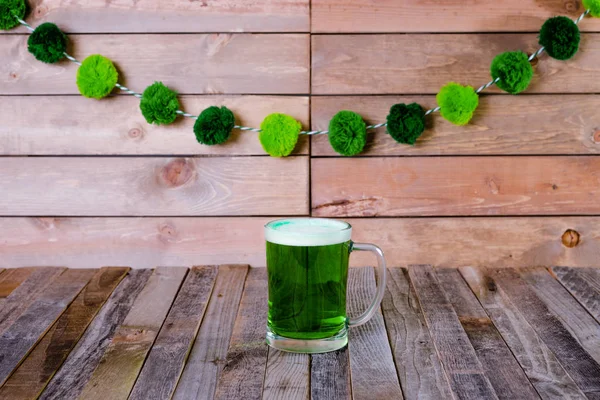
[1,0,600,269]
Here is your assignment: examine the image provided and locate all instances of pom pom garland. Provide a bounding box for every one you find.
[490,51,533,94]
[584,0,600,17]
[328,111,367,156]
[27,23,67,64]
[436,83,479,126]
[140,82,180,125]
[76,54,119,99]
[0,0,25,30]
[259,113,301,157]
[194,106,235,145]
[539,16,580,60]
[386,103,426,145]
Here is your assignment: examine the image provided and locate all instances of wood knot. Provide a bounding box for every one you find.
[562,229,580,248]
[9,72,18,80]
[159,158,195,188]
[128,128,143,139]
[35,5,49,17]
[158,222,178,243]
[592,129,600,144]
[527,54,539,67]
[484,276,496,292]
[564,0,580,12]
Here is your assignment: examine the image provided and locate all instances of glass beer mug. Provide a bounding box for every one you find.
[264,218,387,353]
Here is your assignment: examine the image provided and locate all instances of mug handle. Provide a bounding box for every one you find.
[348,242,387,327]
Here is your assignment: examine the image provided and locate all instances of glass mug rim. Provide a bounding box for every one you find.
[264,217,352,247]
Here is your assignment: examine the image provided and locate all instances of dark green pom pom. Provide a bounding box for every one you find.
[76,54,119,99]
[328,110,367,156]
[194,106,235,145]
[490,51,533,94]
[0,0,25,31]
[539,16,580,60]
[27,23,67,64]
[386,103,426,145]
[139,82,180,125]
[259,113,301,157]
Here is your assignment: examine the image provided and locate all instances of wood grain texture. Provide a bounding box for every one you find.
[3,216,600,269]
[0,96,309,156]
[214,268,269,400]
[40,269,153,400]
[552,267,600,323]
[459,266,586,400]
[435,269,539,400]
[0,268,34,300]
[311,95,600,156]
[0,268,96,386]
[381,268,453,399]
[408,266,499,400]
[173,265,248,400]
[311,347,352,400]
[0,267,128,399]
[347,267,403,399]
[312,0,600,33]
[312,34,600,94]
[263,349,309,400]
[1,34,309,95]
[490,268,600,396]
[4,0,308,34]
[0,157,308,216]
[312,157,600,217]
[78,267,187,400]
[0,268,64,333]
[129,266,218,400]
[519,268,600,363]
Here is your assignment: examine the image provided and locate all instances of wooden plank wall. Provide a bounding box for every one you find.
[1,1,600,268]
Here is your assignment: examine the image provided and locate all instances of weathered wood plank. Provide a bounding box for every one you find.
[0,268,34,300]
[214,268,269,400]
[4,0,309,34]
[347,267,403,399]
[552,267,600,323]
[311,347,352,400]
[311,95,600,156]
[312,0,600,33]
[3,217,600,269]
[0,268,65,334]
[382,268,452,399]
[40,269,153,400]
[1,34,309,95]
[0,269,96,385]
[0,95,309,156]
[519,268,600,363]
[0,157,308,216]
[173,265,248,400]
[460,266,586,400]
[490,268,600,396]
[0,267,128,399]
[312,157,600,217]
[263,349,309,400]
[408,266,499,400]
[312,34,600,94]
[78,267,188,400]
[435,269,539,400]
[129,266,218,400]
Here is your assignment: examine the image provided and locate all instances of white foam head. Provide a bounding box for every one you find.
[265,218,352,247]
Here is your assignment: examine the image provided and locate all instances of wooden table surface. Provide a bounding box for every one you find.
[0,265,598,399]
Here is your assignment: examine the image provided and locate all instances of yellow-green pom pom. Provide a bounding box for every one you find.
[0,0,25,31]
[140,82,180,125]
[76,55,119,99]
[259,113,301,157]
[436,82,479,126]
[328,110,367,156]
[583,0,600,17]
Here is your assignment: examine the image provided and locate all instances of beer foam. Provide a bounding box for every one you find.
[265,218,352,247]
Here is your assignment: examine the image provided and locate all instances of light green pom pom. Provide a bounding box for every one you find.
[140,82,180,125]
[0,0,26,31]
[259,113,301,157]
[583,0,600,17]
[76,54,119,99]
[328,110,367,156]
[436,82,479,126]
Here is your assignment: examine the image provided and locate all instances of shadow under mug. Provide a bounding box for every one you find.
[264,218,387,353]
